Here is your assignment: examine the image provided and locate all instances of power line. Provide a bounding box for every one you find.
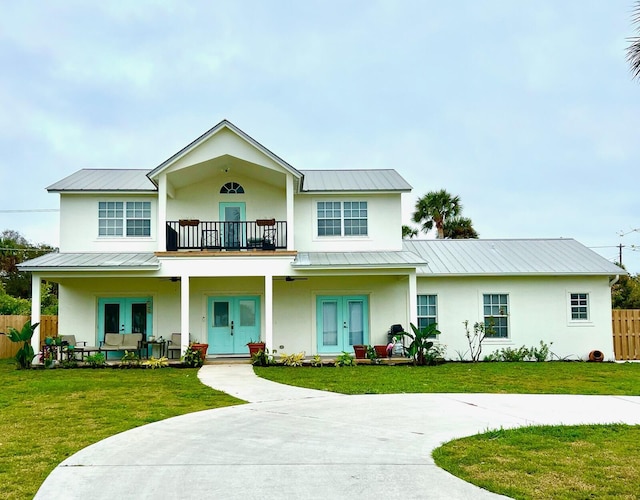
[0,209,59,213]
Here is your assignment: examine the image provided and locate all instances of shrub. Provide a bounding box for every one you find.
[280,352,305,367]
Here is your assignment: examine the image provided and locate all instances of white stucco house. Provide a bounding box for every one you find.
[20,120,622,360]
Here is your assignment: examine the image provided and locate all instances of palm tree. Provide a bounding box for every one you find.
[402,225,419,239]
[412,189,461,239]
[443,216,479,239]
[629,1,640,79]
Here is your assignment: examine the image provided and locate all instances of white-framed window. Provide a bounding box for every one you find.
[417,294,437,337]
[483,294,509,338]
[316,201,368,237]
[570,293,589,321]
[98,201,151,237]
[220,182,244,194]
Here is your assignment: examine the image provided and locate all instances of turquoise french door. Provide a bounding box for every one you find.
[208,296,260,354]
[97,297,152,344]
[219,202,246,250]
[317,295,369,354]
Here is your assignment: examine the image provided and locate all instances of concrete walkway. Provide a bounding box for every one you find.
[35,365,640,499]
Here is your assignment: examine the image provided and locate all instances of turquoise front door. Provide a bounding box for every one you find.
[317,295,369,354]
[97,297,152,344]
[208,296,260,354]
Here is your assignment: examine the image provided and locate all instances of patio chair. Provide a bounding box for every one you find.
[167,333,182,359]
[60,335,91,360]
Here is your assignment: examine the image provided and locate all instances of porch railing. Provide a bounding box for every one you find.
[166,220,287,251]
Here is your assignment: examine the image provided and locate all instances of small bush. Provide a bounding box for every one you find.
[280,352,305,367]
[336,351,354,367]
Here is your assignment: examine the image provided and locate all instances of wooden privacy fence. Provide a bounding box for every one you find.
[0,315,58,360]
[612,309,640,361]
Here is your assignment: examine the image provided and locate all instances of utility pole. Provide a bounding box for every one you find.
[619,243,624,266]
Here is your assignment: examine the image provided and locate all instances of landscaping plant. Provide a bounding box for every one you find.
[402,322,441,366]
[5,321,39,369]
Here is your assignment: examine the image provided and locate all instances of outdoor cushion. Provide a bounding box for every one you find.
[104,333,123,346]
[121,333,143,348]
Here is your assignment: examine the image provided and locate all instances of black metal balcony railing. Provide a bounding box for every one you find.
[166,220,287,251]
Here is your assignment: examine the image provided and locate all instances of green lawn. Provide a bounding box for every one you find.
[433,424,640,499]
[254,361,640,395]
[0,359,243,500]
[255,362,640,499]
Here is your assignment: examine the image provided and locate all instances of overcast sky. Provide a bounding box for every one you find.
[1,1,639,273]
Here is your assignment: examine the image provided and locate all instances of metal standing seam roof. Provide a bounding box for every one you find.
[17,253,159,271]
[300,169,412,192]
[403,238,624,276]
[47,169,157,192]
[292,251,427,268]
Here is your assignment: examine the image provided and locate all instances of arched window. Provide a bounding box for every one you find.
[220,182,245,194]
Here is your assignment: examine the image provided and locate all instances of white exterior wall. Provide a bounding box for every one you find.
[418,275,615,361]
[293,193,404,252]
[57,273,411,355]
[59,194,157,252]
[271,275,409,355]
[167,175,286,222]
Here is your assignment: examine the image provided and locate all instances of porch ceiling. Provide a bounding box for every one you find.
[166,155,287,190]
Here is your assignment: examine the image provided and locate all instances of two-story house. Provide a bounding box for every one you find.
[20,120,622,360]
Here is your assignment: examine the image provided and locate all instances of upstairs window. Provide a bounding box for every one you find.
[98,201,151,237]
[220,182,245,194]
[570,293,589,321]
[483,294,509,338]
[317,201,368,237]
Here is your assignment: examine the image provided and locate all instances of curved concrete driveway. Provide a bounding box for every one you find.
[36,365,640,499]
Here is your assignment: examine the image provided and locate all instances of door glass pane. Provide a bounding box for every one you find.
[322,301,338,346]
[104,304,120,333]
[214,302,229,327]
[239,300,256,327]
[348,301,364,345]
[224,207,241,248]
[131,303,147,334]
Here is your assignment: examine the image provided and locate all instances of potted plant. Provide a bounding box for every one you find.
[247,340,266,356]
[374,345,390,358]
[353,344,367,359]
[189,342,209,362]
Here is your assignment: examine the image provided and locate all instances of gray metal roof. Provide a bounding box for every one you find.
[18,252,159,271]
[300,169,412,192]
[47,169,156,192]
[403,239,624,276]
[292,251,426,268]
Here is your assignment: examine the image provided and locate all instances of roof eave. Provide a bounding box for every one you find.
[147,119,303,185]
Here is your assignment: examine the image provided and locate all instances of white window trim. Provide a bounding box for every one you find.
[567,291,593,326]
[479,291,511,341]
[98,200,152,239]
[313,199,369,239]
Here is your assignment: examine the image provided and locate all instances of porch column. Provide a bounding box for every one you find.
[286,174,294,249]
[158,175,167,251]
[408,270,417,329]
[264,274,273,351]
[180,274,190,354]
[30,274,42,355]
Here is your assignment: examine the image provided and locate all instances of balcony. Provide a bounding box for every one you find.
[166,219,287,252]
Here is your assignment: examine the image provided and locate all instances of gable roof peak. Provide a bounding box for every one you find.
[146,120,302,184]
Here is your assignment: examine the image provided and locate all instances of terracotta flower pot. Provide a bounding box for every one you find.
[353,345,367,359]
[588,350,604,362]
[190,343,209,361]
[374,345,390,358]
[247,342,266,356]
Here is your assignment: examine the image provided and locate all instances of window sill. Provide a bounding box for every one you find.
[567,321,594,327]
